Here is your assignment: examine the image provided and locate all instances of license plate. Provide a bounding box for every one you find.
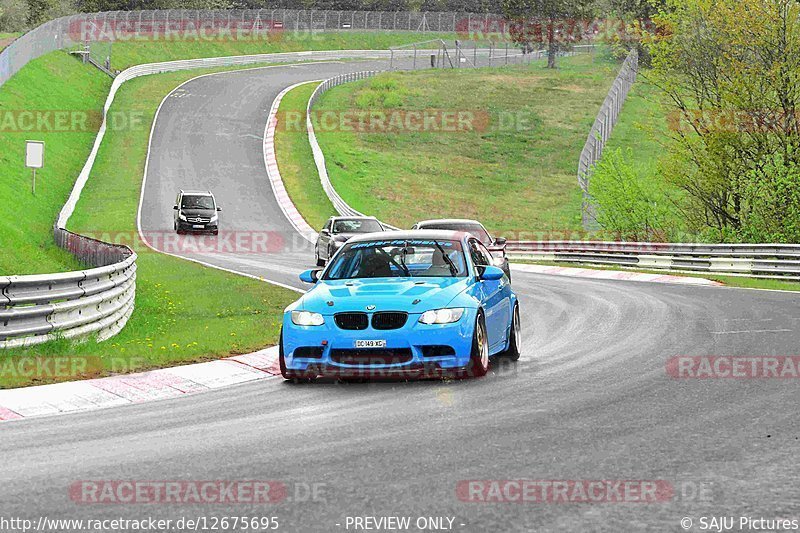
[192,224,204,229]
[355,340,386,348]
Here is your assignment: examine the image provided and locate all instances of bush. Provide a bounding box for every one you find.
[0,0,29,32]
[589,147,680,241]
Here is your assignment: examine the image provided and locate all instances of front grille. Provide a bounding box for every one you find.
[371,312,408,330]
[330,348,413,366]
[421,345,456,358]
[334,312,369,330]
[186,216,210,223]
[293,346,324,359]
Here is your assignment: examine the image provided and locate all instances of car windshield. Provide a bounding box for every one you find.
[419,222,492,244]
[323,239,468,280]
[333,219,383,234]
[182,195,214,210]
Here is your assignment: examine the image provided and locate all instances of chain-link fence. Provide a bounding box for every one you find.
[0,9,506,88]
[578,47,638,229]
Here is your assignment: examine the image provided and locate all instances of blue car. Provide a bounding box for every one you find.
[280,230,520,380]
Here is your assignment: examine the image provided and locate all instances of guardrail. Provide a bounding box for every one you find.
[1,229,136,349]
[578,48,638,229]
[505,241,800,279]
[307,70,388,222]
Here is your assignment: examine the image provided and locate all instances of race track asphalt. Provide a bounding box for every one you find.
[1,62,799,533]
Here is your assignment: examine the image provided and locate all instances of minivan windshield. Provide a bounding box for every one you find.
[182,195,215,210]
[323,239,467,280]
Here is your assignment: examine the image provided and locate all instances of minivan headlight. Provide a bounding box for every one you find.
[291,311,325,326]
[419,308,464,325]
[178,214,187,221]
[210,214,218,223]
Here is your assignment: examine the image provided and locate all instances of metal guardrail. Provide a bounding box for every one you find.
[506,241,800,279]
[0,9,502,89]
[307,70,388,222]
[578,48,638,229]
[1,229,136,349]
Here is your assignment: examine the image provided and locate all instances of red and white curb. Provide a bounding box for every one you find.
[0,348,280,422]
[263,81,320,243]
[511,263,722,286]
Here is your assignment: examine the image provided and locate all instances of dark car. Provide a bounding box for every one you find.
[173,190,221,235]
[412,219,510,281]
[315,216,385,266]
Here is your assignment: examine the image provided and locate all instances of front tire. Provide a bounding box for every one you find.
[279,328,314,383]
[462,312,489,378]
[499,304,521,361]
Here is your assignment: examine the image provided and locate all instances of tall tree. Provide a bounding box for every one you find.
[501,0,594,68]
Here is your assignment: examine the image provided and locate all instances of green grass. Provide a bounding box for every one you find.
[1,63,303,389]
[274,81,337,230]
[517,259,800,292]
[108,32,456,70]
[0,33,20,51]
[0,52,112,274]
[311,54,619,234]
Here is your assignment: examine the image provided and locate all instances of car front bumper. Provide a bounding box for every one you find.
[177,220,218,232]
[282,308,478,378]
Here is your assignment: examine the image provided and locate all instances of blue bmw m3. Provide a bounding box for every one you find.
[280,230,520,380]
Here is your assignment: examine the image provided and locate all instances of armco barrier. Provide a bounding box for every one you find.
[506,241,800,279]
[1,228,136,349]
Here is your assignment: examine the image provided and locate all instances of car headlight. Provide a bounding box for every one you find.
[291,310,325,326]
[178,214,187,221]
[490,250,505,260]
[210,214,218,223]
[419,308,464,325]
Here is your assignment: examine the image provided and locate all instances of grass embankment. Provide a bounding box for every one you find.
[601,78,666,181]
[108,32,455,70]
[0,52,111,274]
[274,81,336,230]
[307,54,618,233]
[1,57,300,388]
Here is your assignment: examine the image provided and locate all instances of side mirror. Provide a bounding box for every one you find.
[478,265,505,281]
[494,237,507,246]
[173,205,178,210]
[299,269,321,284]
[216,206,222,212]
[321,228,330,236]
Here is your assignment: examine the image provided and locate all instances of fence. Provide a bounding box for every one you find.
[0,9,504,88]
[578,47,638,229]
[506,241,800,279]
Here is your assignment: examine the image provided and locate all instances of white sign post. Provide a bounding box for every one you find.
[25,140,44,195]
